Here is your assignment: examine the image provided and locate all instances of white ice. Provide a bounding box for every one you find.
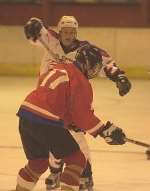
[0,77,150,191]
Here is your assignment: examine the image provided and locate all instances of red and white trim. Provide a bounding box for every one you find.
[22,101,60,121]
[17,174,35,190]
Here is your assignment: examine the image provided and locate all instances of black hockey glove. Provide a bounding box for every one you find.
[104,67,131,96]
[98,121,126,145]
[116,74,131,96]
[24,17,43,42]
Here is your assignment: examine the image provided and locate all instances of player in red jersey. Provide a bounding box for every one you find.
[14,45,126,191]
[24,16,131,191]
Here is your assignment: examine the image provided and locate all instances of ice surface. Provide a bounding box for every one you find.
[0,77,150,191]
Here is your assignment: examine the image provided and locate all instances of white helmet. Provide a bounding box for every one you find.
[57,16,78,31]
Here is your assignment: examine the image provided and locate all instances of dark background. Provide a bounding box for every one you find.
[0,0,150,27]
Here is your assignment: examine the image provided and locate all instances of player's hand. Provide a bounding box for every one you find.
[99,121,126,145]
[24,17,43,41]
[103,66,131,96]
[116,75,131,96]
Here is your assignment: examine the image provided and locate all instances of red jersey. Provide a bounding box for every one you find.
[17,63,103,136]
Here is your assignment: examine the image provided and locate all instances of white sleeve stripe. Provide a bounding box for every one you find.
[86,121,104,134]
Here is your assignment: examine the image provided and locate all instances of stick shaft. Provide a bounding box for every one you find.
[125,138,150,148]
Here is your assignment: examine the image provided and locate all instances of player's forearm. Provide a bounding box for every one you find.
[72,110,104,137]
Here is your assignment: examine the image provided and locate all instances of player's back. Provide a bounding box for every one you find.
[17,63,93,128]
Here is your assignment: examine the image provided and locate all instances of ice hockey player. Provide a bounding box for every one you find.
[13,44,126,191]
[24,16,131,191]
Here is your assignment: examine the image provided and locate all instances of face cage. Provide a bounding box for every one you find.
[83,53,101,79]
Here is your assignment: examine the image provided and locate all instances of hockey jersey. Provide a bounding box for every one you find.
[37,27,117,76]
[17,63,104,137]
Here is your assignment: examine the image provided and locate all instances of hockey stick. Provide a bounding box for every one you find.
[125,137,150,148]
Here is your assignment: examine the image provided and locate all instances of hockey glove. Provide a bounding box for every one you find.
[104,66,131,96]
[24,17,43,41]
[116,74,131,96]
[98,121,126,145]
